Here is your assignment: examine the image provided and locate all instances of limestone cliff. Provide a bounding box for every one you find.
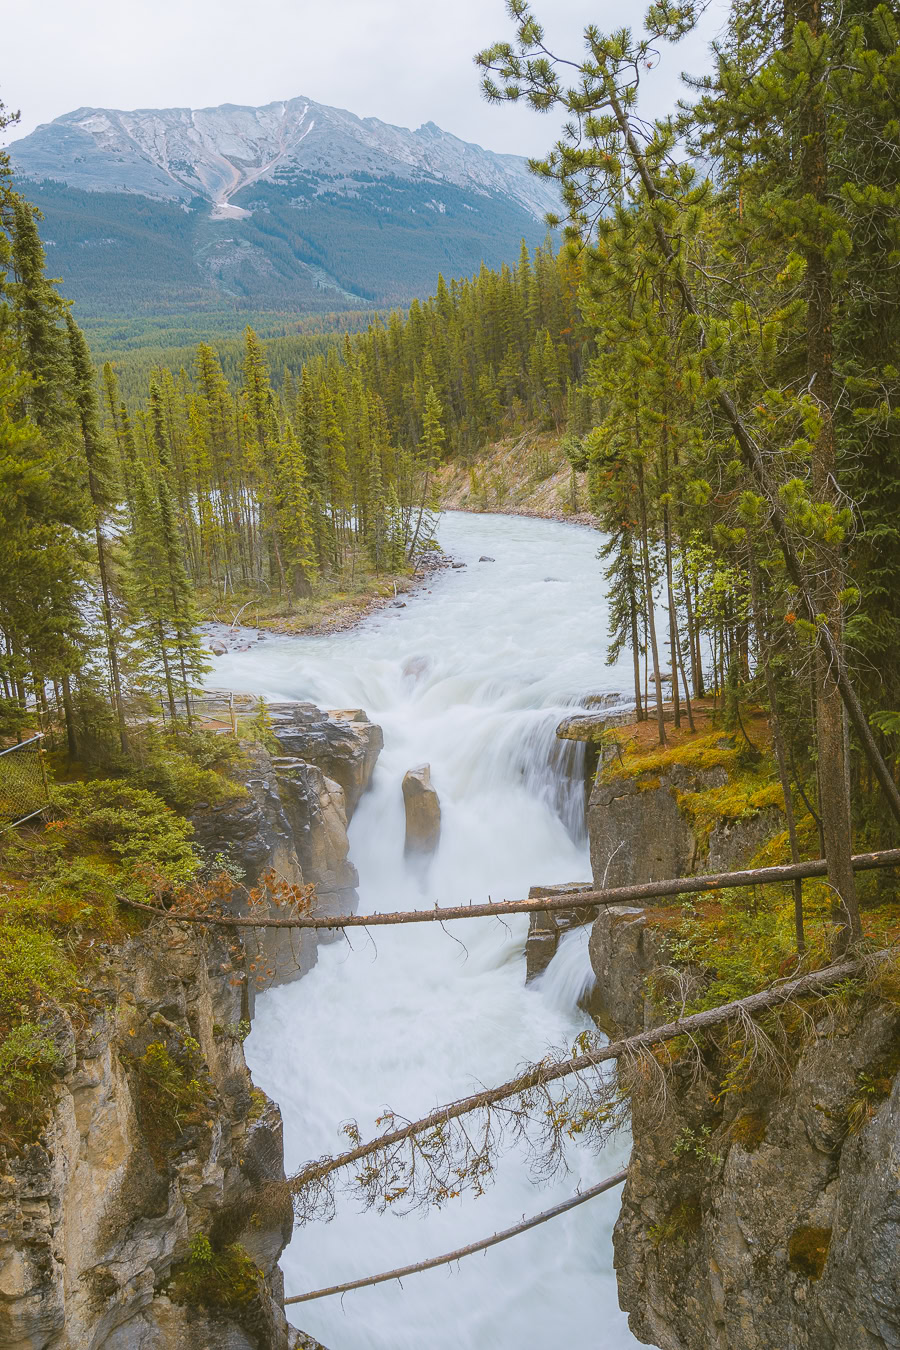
[0,702,381,1350]
[583,727,900,1350]
[0,926,295,1350]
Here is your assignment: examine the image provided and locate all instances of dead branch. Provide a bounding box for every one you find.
[116,848,900,931]
[288,951,889,1218]
[284,1167,628,1304]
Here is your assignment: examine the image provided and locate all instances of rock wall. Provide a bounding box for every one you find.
[191,704,382,993]
[0,927,294,1350]
[0,702,380,1350]
[585,765,900,1350]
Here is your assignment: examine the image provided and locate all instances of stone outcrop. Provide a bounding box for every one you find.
[588,760,781,891]
[584,745,900,1350]
[401,764,441,856]
[599,909,900,1350]
[524,883,596,981]
[0,928,295,1350]
[0,705,366,1349]
[191,702,382,990]
[267,703,383,820]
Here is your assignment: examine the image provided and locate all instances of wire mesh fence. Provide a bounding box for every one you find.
[0,734,50,831]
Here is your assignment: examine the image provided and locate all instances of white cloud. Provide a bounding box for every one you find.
[2,0,727,155]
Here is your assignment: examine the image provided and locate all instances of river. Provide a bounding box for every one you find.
[208,512,644,1350]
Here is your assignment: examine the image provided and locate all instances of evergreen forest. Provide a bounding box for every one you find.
[1,0,899,1093]
[1,2,900,1342]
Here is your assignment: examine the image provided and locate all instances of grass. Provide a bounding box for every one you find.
[195,553,418,637]
[0,767,224,1145]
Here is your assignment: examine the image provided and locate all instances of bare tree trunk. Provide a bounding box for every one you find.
[636,455,666,745]
[799,0,859,950]
[750,551,805,953]
[629,570,644,720]
[61,674,78,759]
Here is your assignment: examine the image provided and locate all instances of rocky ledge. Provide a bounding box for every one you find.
[581,726,900,1350]
[0,701,382,1350]
[590,900,900,1350]
[0,926,294,1350]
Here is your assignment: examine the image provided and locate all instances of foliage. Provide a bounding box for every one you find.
[0,1020,65,1138]
[49,781,199,884]
[131,1036,211,1163]
[168,1234,263,1310]
[0,922,76,1015]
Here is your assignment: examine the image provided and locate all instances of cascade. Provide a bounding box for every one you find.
[210,512,644,1350]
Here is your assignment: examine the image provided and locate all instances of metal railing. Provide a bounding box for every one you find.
[0,734,50,831]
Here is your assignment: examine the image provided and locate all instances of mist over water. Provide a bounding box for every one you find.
[210,512,643,1349]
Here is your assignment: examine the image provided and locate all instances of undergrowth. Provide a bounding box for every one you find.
[0,776,212,1145]
[167,1234,264,1310]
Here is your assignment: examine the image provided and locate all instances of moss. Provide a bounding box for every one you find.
[247,1087,268,1122]
[648,1194,704,1246]
[787,1225,832,1279]
[606,731,738,784]
[168,1235,263,1309]
[729,1108,768,1151]
[130,1037,212,1167]
[603,728,785,855]
[846,1040,900,1134]
[675,777,784,853]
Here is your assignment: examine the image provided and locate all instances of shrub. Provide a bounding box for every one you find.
[169,1236,263,1309]
[0,923,75,1014]
[0,1021,65,1137]
[50,781,199,885]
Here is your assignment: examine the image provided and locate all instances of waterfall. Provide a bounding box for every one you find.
[210,511,644,1350]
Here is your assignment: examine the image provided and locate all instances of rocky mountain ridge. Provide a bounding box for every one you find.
[6,98,558,318]
[8,97,557,220]
[9,97,557,221]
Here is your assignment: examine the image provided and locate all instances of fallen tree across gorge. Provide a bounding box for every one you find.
[284,1168,629,1304]
[117,847,900,930]
[285,949,895,1219]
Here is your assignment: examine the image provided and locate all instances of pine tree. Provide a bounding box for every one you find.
[67,315,129,751]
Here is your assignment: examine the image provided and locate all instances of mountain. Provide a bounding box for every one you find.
[8,98,558,323]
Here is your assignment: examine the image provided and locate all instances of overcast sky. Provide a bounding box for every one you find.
[2,0,728,154]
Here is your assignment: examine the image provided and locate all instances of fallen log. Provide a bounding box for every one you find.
[288,950,890,1194]
[284,1167,628,1304]
[117,847,900,931]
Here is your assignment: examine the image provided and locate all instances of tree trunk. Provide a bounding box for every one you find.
[94,524,129,754]
[636,457,666,745]
[799,0,859,950]
[61,674,78,759]
[750,551,804,953]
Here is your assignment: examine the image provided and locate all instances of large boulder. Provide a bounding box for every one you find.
[190,743,358,991]
[402,764,441,856]
[268,703,383,819]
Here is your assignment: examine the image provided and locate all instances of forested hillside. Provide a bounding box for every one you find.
[2,0,900,956]
[473,0,900,953]
[0,122,585,758]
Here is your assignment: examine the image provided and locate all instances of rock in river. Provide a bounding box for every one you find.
[402,763,442,855]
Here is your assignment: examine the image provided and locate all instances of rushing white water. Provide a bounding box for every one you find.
[209,512,645,1350]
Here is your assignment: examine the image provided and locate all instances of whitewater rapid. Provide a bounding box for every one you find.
[208,512,644,1350]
